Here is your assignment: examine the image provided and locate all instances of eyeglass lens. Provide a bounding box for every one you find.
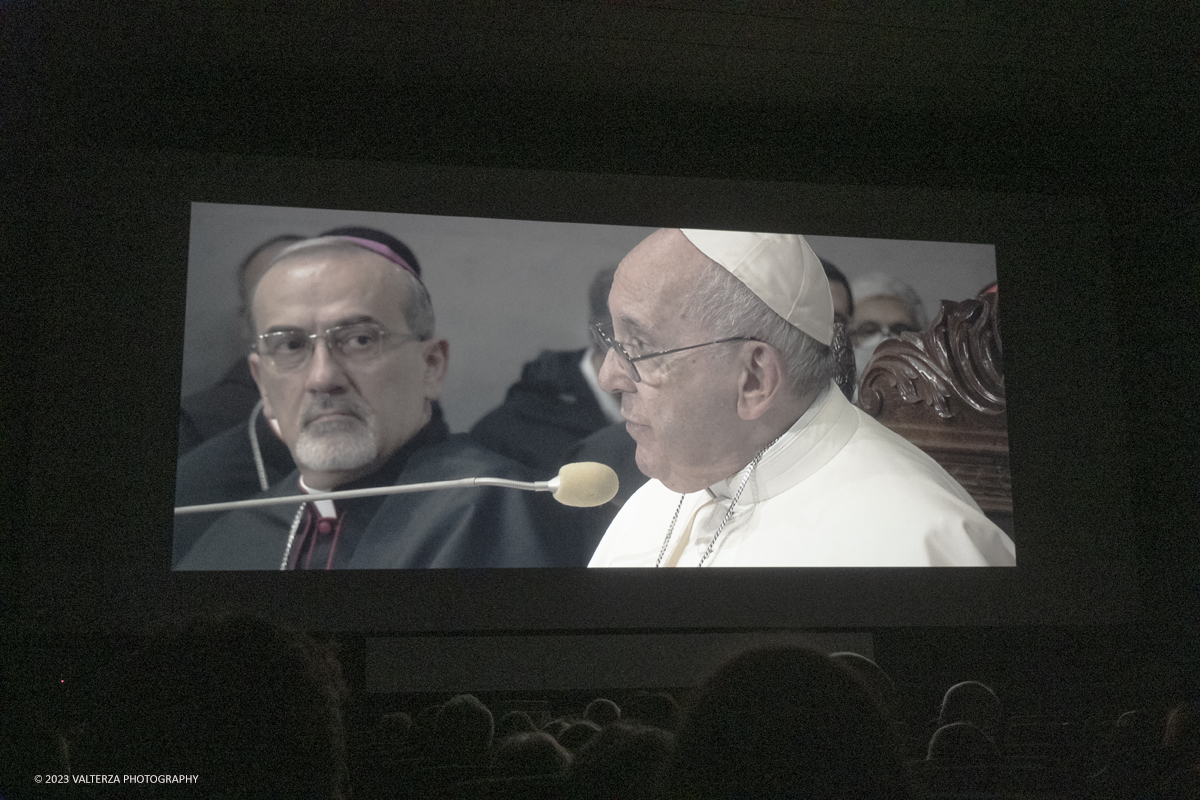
[260,323,388,370]
[591,323,641,382]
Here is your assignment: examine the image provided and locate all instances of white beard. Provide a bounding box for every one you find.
[294,417,379,472]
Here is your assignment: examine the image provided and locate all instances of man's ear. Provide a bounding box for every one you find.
[736,342,787,421]
[247,353,276,421]
[422,339,450,400]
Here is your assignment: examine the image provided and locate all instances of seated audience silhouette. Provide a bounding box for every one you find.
[491,731,573,776]
[557,719,602,753]
[661,645,914,799]
[831,651,902,725]
[1160,701,1200,799]
[938,680,1004,743]
[1087,709,1159,799]
[584,697,622,727]
[72,615,347,800]
[496,709,539,739]
[926,721,1002,763]
[427,694,495,766]
[566,720,675,800]
[623,691,684,733]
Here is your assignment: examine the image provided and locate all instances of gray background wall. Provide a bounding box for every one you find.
[184,203,996,432]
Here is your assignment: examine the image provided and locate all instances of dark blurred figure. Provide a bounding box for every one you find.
[557,720,602,754]
[831,651,901,725]
[848,272,927,382]
[584,698,621,727]
[471,266,625,473]
[926,722,1002,764]
[566,721,675,800]
[428,694,495,766]
[938,680,1004,743]
[662,646,913,800]
[349,710,415,800]
[178,234,304,456]
[492,732,573,777]
[623,691,683,733]
[543,718,571,738]
[1160,702,1200,799]
[819,257,854,324]
[496,709,539,739]
[1087,709,1159,799]
[73,615,347,800]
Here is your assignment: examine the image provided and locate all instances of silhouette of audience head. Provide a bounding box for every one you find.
[584,698,621,727]
[543,717,571,738]
[557,719,602,752]
[938,681,1003,742]
[831,651,901,724]
[663,645,913,800]
[496,709,538,739]
[428,694,494,765]
[569,720,675,800]
[492,731,572,776]
[77,615,347,800]
[624,691,684,733]
[1164,702,1200,754]
[926,722,1001,763]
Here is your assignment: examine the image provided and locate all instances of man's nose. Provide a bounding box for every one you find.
[304,338,349,392]
[597,348,636,395]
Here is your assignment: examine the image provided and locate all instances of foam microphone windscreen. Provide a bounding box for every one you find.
[552,462,620,507]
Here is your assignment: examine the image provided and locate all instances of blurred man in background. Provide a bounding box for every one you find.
[848,272,927,380]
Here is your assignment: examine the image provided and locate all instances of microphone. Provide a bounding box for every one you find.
[173,461,620,515]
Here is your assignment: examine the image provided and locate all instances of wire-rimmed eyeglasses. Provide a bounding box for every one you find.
[255,322,417,372]
[590,322,760,383]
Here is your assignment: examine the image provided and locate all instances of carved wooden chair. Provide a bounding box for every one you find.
[856,292,1012,535]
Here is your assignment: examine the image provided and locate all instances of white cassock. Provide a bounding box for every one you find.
[588,381,1017,568]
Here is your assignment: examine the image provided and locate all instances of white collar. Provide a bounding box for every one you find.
[705,381,857,505]
[298,476,338,519]
[579,347,624,424]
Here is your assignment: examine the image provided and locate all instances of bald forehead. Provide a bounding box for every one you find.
[622,228,711,276]
[256,247,407,301]
[613,228,715,336]
[250,247,412,332]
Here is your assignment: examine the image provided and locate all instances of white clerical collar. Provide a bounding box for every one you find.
[298,476,337,519]
[579,347,624,424]
[706,380,847,505]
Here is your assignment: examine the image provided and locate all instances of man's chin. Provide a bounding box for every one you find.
[294,432,378,474]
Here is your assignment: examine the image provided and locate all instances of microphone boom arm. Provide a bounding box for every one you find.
[174,476,559,516]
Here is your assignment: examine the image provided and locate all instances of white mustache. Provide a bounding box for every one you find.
[301,397,369,427]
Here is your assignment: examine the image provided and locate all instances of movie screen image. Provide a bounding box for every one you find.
[174,203,1013,570]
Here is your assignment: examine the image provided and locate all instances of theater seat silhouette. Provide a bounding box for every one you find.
[927,722,1002,764]
[858,292,1013,537]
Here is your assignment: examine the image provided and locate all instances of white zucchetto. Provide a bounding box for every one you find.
[680,229,834,346]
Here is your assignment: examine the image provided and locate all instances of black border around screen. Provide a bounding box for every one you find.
[16,150,1138,636]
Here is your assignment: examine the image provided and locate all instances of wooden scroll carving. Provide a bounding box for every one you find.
[857,293,1012,516]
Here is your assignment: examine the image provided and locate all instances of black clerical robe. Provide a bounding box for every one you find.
[172,405,296,566]
[176,416,581,569]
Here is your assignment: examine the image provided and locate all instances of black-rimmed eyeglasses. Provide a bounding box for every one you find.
[255,322,417,372]
[591,322,759,383]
